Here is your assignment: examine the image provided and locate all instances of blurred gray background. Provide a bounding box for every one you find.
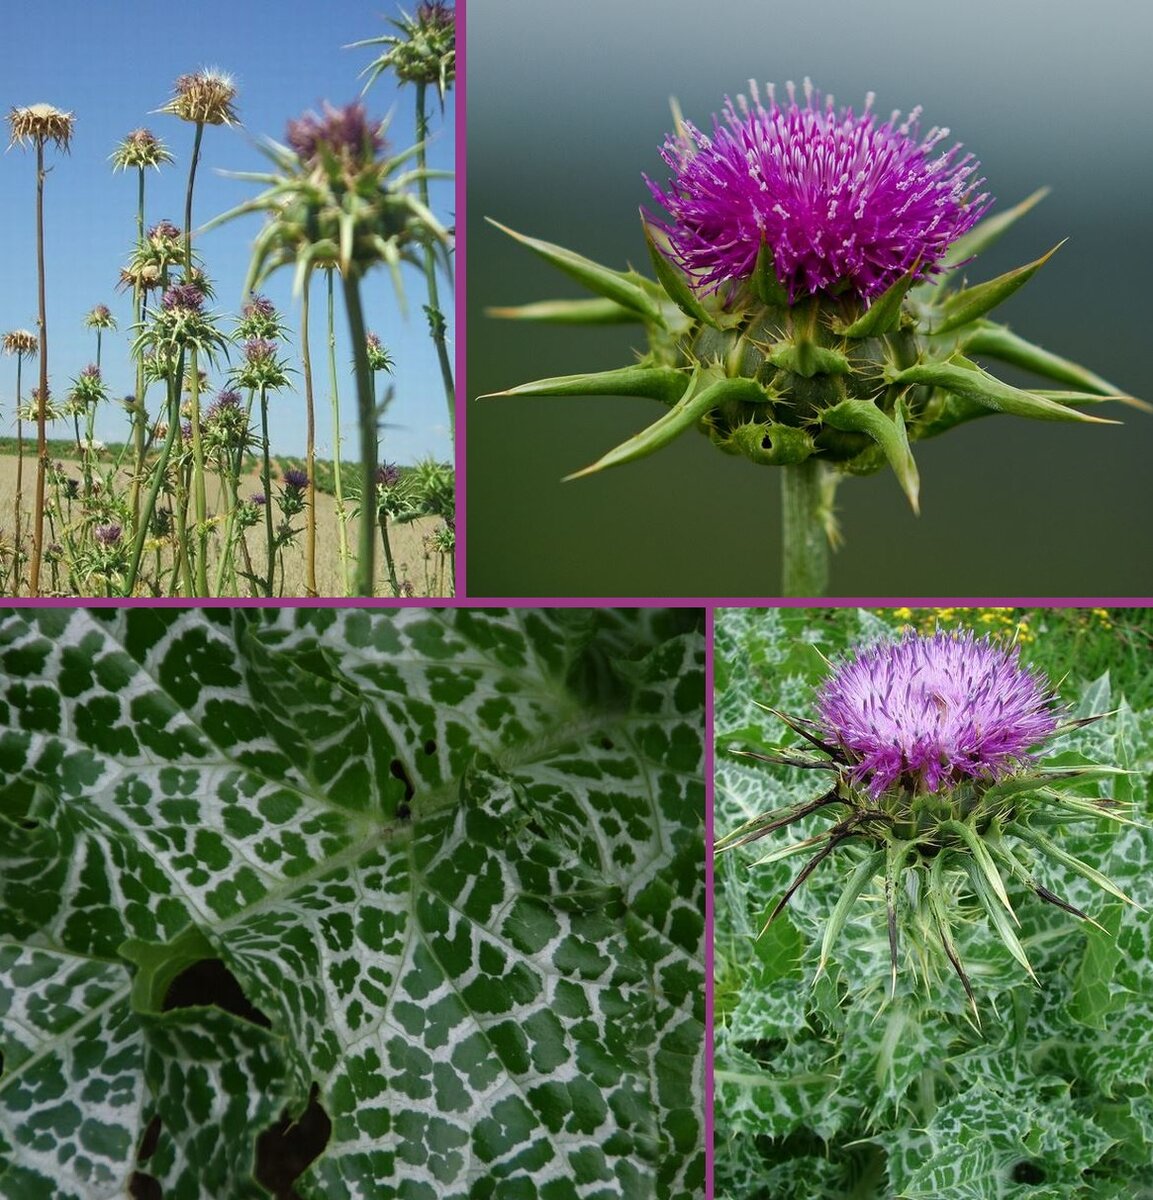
[466,0,1153,598]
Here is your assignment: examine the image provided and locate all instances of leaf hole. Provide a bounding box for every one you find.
[389,757,415,802]
[162,958,272,1029]
[423,738,437,755]
[1011,1161,1047,1185]
[599,736,615,750]
[761,434,773,450]
[256,1082,332,1200]
[128,1172,161,1200]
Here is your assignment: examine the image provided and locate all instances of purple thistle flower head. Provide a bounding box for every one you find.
[81,364,101,380]
[286,101,385,169]
[161,283,205,313]
[815,630,1057,798]
[647,79,990,301]
[282,467,309,490]
[244,338,276,364]
[93,524,122,547]
[243,294,277,320]
[376,462,402,488]
[250,492,267,506]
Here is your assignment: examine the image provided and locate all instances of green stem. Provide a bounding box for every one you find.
[780,459,830,598]
[13,353,26,596]
[30,140,48,597]
[327,270,351,594]
[182,121,209,597]
[378,512,400,597]
[414,80,455,442]
[260,385,274,598]
[130,167,148,528]
[341,273,377,597]
[125,377,181,596]
[300,265,317,596]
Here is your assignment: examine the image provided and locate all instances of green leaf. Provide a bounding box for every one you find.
[930,242,1064,336]
[838,264,919,337]
[564,373,770,481]
[0,608,705,1199]
[642,221,720,329]
[889,355,1118,425]
[485,296,645,324]
[822,398,920,513]
[486,219,664,323]
[479,364,689,405]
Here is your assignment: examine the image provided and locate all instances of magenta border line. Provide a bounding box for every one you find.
[703,607,716,1200]
[453,0,468,598]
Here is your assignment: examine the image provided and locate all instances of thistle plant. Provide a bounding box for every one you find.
[6,102,74,597]
[230,337,292,596]
[487,80,1142,596]
[112,129,173,521]
[83,304,117,370]
[718,628,1139,1014]
[127,283,232,596]
[208,98,452,595]
[159,68,238,595]
[2,330,37,593]
[353,2,458,438]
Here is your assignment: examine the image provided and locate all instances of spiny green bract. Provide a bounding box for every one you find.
[485,192,1142,508]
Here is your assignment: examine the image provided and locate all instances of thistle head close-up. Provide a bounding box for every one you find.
[718,627,1139,1013]
[6,102,74,151]
[486,77,1145,596]
[353,2,456,100]
[647,79,988,302]
[159,68,238,127]
[2,330,38,358]
[110,126,173,171]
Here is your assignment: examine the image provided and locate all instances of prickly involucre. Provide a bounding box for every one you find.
[487,80,1138,507]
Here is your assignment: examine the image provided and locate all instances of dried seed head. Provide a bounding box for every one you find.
[7,103,75,151]
[111,127,173,171]
[2,330,39,356]
[160,69,238,126]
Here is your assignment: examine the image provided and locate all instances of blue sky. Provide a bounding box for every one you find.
[0,0,456,464]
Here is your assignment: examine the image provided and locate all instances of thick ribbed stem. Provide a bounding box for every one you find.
[342,274,376,597]
[781,459,829,598]
[327,271,351,594]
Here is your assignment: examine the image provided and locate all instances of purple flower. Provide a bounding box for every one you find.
[815,631,1057,798]
[282,468,309,490]
[647,79,989,301]
[244,338,277,363]
[250,492,267,506]
[161,283,205,313]
[286,101,385,168]
[376,462,401,488]
[243,295,277,320]
[93,524,122,547]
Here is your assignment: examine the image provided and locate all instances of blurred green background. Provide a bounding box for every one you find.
[466,0,1153,598]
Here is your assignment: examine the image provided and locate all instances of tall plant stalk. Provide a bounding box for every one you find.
[31,142,50,595]
[300,266,318,596]
[183,121,209,596]
[413,80,455,440]
[327,270,352,594]
[258,383,275,597]
[342,275,377,597]
[3,335,38,595]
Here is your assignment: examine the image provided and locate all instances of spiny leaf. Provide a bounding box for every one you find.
[888,355,1118,424]
[479,364,688,405]
[485,296,644,324]
[564,374,769,480]
[487,218,664,322]
[838,263,919,337]
[643,219,721,329]
[815,850,886,981]
[930,242,1064,336]
[822,398,920,513]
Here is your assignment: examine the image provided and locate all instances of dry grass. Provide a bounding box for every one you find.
[0,452,451,598]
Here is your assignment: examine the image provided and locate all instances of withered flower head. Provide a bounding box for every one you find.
[2,330,39,357]
[159,69,238,127]
[7,103,75,151]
